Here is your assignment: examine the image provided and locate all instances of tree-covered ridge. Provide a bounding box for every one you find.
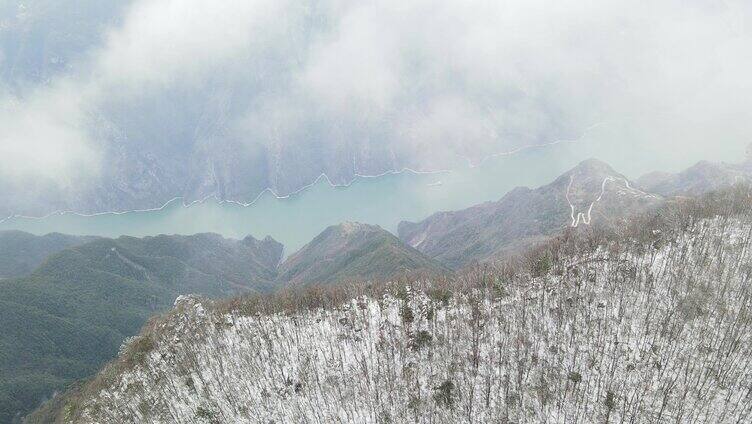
[277,222,451,286]
[0,231,92,279]
[0,232,283,424]
[0,226,449,423]
[36,185,752,423]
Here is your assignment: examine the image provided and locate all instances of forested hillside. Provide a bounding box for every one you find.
[35,186,752,423]
[0,231,92,279]
[0,233,283,424]
[277,222,450,286]
[1,226,448,423]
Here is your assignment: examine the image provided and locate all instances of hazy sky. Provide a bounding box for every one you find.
[1,0,751,186]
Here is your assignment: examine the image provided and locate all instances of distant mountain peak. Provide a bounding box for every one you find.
[636,151,752,197]
[399,158,661,269]
[572,157,618,173]
[557,158,625,183]
[337,221,375,234]
[278,223,449,286]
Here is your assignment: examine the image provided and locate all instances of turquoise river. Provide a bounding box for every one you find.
[0,124,744,254]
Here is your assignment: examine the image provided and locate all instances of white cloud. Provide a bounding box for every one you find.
[95,0,289,89]
[2,0,752,185]
[238,0,752,166]
[0,82,100,185]
[298,4,401,115]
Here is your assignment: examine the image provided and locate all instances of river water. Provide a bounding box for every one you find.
[0,123,743,254]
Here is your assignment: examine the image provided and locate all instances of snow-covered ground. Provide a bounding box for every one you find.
[65,216,752,423]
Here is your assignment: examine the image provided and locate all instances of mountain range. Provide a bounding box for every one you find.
[28,181,752,423]
[3,154,751,422]
[398,159,663,269]
[0,223,445,423]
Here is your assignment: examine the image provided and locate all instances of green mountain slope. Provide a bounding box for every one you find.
[278,222,451,286]
[0,233,282,424]
[1,224,443,422]
[0,231,93,279]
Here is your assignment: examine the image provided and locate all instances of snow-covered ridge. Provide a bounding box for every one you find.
[51,214,752,423]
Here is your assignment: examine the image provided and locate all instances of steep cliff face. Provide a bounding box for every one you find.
[0,0,402,218]
[35,190,752,423]
[398,159,662,269]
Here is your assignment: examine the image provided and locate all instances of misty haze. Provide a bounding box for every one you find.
[1,1,751,423]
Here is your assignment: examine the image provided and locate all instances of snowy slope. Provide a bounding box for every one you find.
[34,189,752,423]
